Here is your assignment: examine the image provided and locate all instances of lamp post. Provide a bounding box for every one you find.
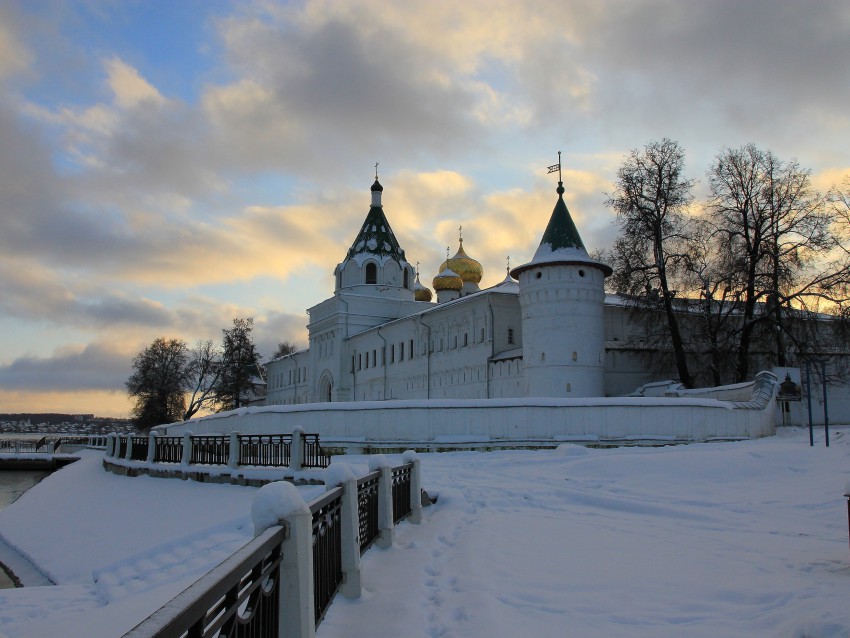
[804,361,830,448]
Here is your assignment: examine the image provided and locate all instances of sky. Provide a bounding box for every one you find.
[1,0,849,417]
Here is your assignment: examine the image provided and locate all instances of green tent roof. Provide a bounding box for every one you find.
[345,181,406,263]
[538,184,585,252]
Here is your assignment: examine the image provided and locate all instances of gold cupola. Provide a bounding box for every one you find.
[432,267,463,292]
[413,265,433,302]
[438,227,483,287]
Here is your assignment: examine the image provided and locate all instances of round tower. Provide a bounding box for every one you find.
[510,178,612,398]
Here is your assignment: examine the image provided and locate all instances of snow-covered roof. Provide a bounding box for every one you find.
[490,347,523,362]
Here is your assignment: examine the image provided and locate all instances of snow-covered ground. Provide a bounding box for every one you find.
[1,427,849,637]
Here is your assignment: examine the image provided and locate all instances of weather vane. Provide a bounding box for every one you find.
[547,151,562,183]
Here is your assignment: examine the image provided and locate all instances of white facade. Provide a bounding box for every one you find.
[264,177,849,424]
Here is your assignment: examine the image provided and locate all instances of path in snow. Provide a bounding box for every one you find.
[320,429,850,638]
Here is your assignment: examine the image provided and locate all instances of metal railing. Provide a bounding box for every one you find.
[239,434,291,467]
[310,487,344,625]
[122,525,285,638]
[392,464,413,523]
[357,471,380,554]
[109,432,330,471]
[154,436,183,463]
[303,434,330,468]
[122,457,423,638]
[0,435,113,454]
[191,435,230,465]
[129,436,149,462]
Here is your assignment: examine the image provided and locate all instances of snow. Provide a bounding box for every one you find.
[367,454,391,471]
[1,428,849,637]
[251,481,309,535]
[323,463,357,488]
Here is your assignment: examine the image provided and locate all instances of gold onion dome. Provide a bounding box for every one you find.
[433,267,463,292]
[414,273,433,301]
[439,238,483,284]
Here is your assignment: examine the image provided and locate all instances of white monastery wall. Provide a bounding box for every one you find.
[163,373,778,444]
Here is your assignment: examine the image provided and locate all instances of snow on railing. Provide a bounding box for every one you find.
[122,454,424,638]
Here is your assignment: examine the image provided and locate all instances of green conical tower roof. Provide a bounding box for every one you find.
[511,180,612,278]
[344,179,407,264]
[537,182,585,253]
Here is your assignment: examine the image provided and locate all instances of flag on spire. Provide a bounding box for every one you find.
[547,150,562,175]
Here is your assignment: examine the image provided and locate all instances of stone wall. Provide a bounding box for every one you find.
[159,372,779,446]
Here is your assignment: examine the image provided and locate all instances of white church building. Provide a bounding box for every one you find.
[265,176,699,406]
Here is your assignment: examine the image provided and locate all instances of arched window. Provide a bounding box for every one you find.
[403,269,409,289]
[365,262,377,284]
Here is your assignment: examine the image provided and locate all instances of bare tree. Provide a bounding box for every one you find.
[707,145,850,381]
[272,341,298,359]
[606,138,696,387]
[183,340,221,420]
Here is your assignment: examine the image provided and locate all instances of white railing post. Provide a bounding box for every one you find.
[181,432,193,468]
[125,434,134,460]
[251,482,316,638]
[403,450,422,524]
[106,433,115,457]
[325,464,362,598]
[228,431,240,469]
[290,426,305,471]
[369,456,394,549]
[146,431,157,463]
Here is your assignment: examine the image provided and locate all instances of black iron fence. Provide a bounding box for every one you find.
[392,464,413,523]
[191,435,230,465]
[110,432,329,470]
[303,434,331,468]
[122,525,285,638]
[129,436,149,462]
[121,457,423,638]
[357,471,381,554]
[310,487,344,625]
[239,434,291,467]
[154,436,183,463]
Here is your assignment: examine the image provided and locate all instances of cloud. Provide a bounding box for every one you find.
[0,342,132,392]
[105,57,166,109]
[254,311,310,361]
[0,256,173,328]
[0,4,32,81]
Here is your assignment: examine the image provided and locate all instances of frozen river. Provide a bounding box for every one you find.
[0,471,49,513]
[0,470,49,589]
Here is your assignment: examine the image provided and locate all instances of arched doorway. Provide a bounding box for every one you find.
[319,372,334,403]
